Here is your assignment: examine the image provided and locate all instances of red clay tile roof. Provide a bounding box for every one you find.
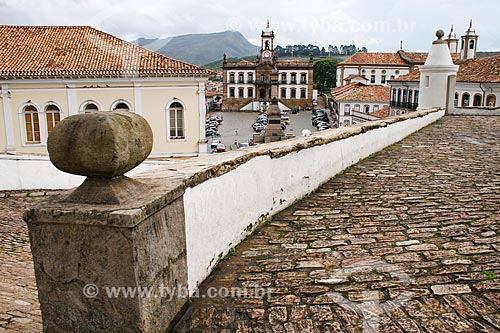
[456,56,500,83]
[371,106,390,118]
[340,51,459,67]
[391,55,500,83]
[331,82,361,97]
[339,53,407,66]
[333,84,390,103]
[0,26,213,78]
[343,74,368,82]
[390,70,421,82]
[398,51,428,64]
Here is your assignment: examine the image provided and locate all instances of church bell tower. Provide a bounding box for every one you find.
[260,20,275,64]
[460,20,478,60]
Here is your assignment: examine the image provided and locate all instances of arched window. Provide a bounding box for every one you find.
[486,94,496,107]
[469,40,475,50]
[168,101,184,140]
[354,104,360,112]
[454,93,459,107]
[473,94,482,106]
[112,100,131,112]
[461,93,470,107]
[45,104,61,134]
[23,105,40,143]
[364,105,370,113]
[80,101,100,113]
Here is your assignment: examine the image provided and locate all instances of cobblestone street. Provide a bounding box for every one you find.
[0,195,44,332]
[174,116,500,332]
[0,116,499,333]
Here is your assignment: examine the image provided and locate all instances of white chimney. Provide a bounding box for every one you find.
[418,30,459,112]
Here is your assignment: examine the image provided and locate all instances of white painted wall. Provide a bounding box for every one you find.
[337,66,410,87]
[0,155,170,191]
[183,109,445,293]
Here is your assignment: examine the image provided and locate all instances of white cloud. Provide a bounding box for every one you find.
[0,0,498,52]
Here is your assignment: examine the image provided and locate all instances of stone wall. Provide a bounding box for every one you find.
[450,106,500,116]
[135,108,445,294]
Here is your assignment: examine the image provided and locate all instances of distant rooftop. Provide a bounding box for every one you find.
[332,83,390,103]
[339,50,460,67]
[392,55,500,83]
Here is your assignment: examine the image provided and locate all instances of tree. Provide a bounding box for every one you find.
[328,45,334,57]
[313,59,338,93]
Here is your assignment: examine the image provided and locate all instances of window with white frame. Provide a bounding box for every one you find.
[344,104,350,116]
[281,73,287,84]
[300,89,306,99]
[45,104,61,135]
[168,102,184,139]
[112,100,131,112]
[23,105,40,144]
[80,101,99,113]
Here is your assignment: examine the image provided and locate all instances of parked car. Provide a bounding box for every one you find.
[253,123,265,132]
[210,139,221,150]
[238,142,250,149]
[215,143,226,153]
[206,128,221,137]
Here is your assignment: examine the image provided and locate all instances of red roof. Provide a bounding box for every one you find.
[339,51,459,67]
[340,53,407,66]
[332,84,390,103]
[0,26,213,78]
[371,107,390,118]
[392,55,500,83]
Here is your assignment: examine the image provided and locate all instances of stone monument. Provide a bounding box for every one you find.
[263,67,286,143]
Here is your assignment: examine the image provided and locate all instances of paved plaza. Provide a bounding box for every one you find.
[1,116,499,332]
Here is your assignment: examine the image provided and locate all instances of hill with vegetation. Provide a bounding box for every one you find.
[133,31,260,67]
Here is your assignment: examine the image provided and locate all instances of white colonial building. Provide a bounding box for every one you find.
[0,26,212,157]
[330,84,390,127]
[336,51,430,87]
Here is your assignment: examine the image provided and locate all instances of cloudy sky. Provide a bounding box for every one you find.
[1,0,499,52]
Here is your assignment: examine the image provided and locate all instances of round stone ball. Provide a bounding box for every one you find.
[48,111,153,178]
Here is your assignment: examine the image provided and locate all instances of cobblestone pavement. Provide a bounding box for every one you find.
[0,194,45,332]
[174,116,500,333]
[0,116,499,333]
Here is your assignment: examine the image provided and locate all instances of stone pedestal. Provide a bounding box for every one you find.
[24,186,188,333]
[25,110,189,332]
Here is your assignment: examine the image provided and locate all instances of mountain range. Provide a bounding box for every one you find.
[133,31,260,67]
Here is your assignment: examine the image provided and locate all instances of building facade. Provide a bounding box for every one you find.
[389,22,499,116]
[336,51,430,87]
[222,23,314,111]
[0,26,212,157]
[330,83,390,127]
